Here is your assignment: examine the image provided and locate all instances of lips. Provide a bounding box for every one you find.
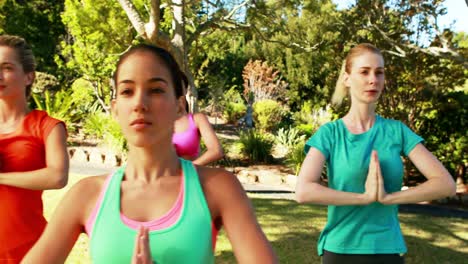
[130,118,152,129]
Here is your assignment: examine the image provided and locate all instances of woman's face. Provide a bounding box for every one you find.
[0,46,33,99]
[111,50,183,148]
[345,51,385,105]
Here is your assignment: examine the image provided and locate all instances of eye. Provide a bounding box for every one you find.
[119,88,133,96]
[360,70,368,75]
[150,87,165,94]
[1,65,13,71]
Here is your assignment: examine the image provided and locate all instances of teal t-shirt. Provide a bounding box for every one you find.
[305,115,423,255]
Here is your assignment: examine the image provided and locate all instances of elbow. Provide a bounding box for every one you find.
[217,148,225,160]
[50,169,68,189]
[447,177,457,197]
[295,188,309,204]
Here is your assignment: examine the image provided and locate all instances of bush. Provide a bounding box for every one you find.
[275,126,306,150]
[83,112,127,155]
[253,99,285,132]
[292,101,333,137]
[286,141,306,175]
[31,89,80,131]
[238,129,273,163]
[223,102,247,124]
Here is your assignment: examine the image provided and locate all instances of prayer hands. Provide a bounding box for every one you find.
[365,150,387,204]
[132,226,154,264]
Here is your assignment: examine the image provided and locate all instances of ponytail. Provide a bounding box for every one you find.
[331,60,348,106]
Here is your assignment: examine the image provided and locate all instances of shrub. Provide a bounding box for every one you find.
[223,102,247,124]
[275,126,306,150]
[238,129,273,163]
[83,112,127,155]
[253,99,285,132]
[286,141,306,175]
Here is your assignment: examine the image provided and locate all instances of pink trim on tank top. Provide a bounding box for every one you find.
[85,167,220,249]
[85,171,184,236]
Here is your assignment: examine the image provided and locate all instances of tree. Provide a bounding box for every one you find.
[0,0,66,76]
[60,0,137,113]
[242,59,288,127]
[118,0,256,111]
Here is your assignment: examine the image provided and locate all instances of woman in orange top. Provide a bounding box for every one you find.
[0,35,69,263]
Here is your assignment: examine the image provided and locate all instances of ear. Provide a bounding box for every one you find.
[343,72,350,87]
[176,96,186,117]
[25,72,35,86]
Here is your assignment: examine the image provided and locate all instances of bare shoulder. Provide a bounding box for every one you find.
[196,166,246,216]
[197,166,241,191]
[64,175,109,223]
[192,112,210,124]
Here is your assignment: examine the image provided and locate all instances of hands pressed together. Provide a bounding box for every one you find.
[364,150,389,204]
[132,226,154,264]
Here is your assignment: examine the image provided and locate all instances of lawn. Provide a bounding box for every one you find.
[42,175,468,264]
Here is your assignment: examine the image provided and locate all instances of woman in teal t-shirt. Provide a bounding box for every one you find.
[295,43,455,264]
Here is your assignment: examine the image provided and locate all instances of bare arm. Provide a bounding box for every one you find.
[21,176,101,263]
[203,168,277,263]
[378,144,456,204]
[295,148,377,205]
[0,123,68,190]
[192,113,224,166]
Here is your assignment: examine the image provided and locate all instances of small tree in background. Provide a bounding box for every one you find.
[242,60,288,128]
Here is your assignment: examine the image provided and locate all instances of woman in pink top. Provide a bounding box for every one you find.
[173,91,224,165]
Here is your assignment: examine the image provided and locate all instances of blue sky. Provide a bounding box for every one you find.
[333,0,467,33]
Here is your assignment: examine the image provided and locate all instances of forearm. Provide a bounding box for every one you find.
[295,181,370,205]
[0,167,68,190]
[193,149,224,166]
[381,176,456,205]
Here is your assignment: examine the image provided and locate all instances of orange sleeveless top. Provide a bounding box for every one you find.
[0,110,65,263]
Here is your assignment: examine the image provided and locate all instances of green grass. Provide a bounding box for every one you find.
[43,176,468,264]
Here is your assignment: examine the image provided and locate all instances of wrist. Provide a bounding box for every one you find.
[359,193,373,205]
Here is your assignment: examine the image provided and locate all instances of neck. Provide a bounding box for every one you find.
[0,99,29,122]
[125,145,181,183]
[344,102,377,131]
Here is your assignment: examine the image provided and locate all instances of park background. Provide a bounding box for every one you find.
[1,0,467,263]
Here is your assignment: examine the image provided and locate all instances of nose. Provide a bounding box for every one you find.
[369,73,379,84]
[132,90,149,112]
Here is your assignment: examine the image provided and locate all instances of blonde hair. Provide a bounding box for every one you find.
[331,43,383,106]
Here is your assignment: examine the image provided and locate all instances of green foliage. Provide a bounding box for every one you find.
[31,89,79,131]
[0,0,66,75]
[83,112,127,155]
[223,102,247,124]
[238,129,273,163]
[275,127,306,150]
[253,99,285,132]
[60,0,139,108]
[286,141,306,176]
[32,72,60,93]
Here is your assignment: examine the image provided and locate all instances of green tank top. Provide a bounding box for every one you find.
[89,158,214,263]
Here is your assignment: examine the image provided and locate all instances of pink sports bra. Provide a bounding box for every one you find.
[172,114,201,158]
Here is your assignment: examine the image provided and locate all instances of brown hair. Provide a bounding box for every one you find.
[112,44,185,99]
[0,35,36,97]
[331,43,383,106]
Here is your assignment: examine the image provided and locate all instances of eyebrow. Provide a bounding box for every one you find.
[358,66,384,70]
[118,77,169,85]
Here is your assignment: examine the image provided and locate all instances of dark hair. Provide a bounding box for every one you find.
[0,35,36,97]
[112,44,185,98]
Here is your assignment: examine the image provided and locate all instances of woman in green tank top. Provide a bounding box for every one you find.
[23,44,277,264]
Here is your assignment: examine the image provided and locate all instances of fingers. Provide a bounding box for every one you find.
[132,226,152,264]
